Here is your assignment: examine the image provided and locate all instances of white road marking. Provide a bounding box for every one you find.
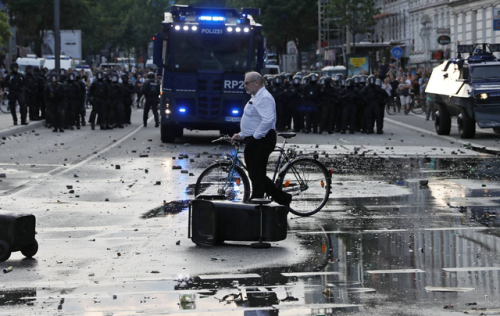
[367,269,425,274]
[409,112,498,135]
[443,267,500,272]
[384,116,494,150]
[339,138,351,144]
[425,286,475,292]
[198,273,261,279]
[5,117,154,197]
[281,272,341,277]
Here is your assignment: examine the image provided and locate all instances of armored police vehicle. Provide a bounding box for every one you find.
[426,43,500,138]
[152,5,264,143]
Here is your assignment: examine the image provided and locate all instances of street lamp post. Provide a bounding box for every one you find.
[54,0,60,73]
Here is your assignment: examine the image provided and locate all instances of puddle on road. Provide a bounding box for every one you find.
[3,156,500,314]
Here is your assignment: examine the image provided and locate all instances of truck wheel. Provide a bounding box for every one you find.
[435,104,451,135]
[457,109,476,139]
[161,125,176,143]
[21,239,38,258]
[0,240,12,262]
[175,127,184,138]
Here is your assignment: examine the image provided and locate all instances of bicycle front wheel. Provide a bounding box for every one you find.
[386,100,398,115]
[0,99,10,114]
[277,158,331,216]
[194,161,250,202]
[410,98,425,114]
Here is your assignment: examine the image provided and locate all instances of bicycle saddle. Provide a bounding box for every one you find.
[277,132,296,139]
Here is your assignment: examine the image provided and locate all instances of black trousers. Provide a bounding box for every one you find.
[244,129,285,201]
[143,101,159,124]
[9,93,27,124]
[26,93,39,120]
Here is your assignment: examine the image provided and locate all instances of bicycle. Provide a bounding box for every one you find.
[194,132,332,217]
[0,91,11,114]
[408,93,426,114]
[386,96,401,115]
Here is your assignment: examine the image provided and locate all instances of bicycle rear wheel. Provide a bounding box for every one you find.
[194,161,250,202]
[410,98,425,114]
[386,99,398,115]
[0,99,10,114]
[277,158,331,216]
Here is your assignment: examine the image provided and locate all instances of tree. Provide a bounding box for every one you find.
[326,0,380,53]
[3,0,90,56]
[0,10,11,47]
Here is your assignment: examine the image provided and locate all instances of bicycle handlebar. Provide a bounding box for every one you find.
[212,135,245,145]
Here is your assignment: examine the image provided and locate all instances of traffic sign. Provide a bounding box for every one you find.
[494,19,500,31]
[391,46,403,59]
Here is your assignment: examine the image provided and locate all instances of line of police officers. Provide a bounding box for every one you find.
[266,72,389,135]
[2,62,161,132]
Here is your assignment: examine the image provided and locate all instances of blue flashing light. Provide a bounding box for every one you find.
[231,109,239,115]
[199,16,226,21]
[179,108,187,113]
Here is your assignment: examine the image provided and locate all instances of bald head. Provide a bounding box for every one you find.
[245,71,263,86]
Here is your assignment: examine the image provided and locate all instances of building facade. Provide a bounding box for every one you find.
[448,0,500,59]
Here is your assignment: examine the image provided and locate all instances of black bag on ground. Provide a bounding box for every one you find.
[189,199,288,247]
[0,212,38,262]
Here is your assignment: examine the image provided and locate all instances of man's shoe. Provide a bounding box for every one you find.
[91,124,95,130]
[118,125,124,129]
[143,122,147,127]
[155,122,159,128]
[328,131,334,134]
[349,131,355,134]
[76,125,81,130]
[21,121,29,125]
[340,130,346,134]
[82,121,86,126]
[106,125,113,130]
[377,130,384,134]
[100,125,106,130]
[13,122,18,126]
[282,193,292,208]
[59,128,64,132]
[52,128,58,132]
[69,126,74,130]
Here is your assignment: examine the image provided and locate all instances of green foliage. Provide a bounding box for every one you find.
[326,0,380,52]
[0,10,11,47]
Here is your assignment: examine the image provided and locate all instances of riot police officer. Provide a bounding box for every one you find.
[110,72,124,128]
[121,73,135,124]
[88,71,110,130]
[75,71,87,127]
[141,72,160,127]
[303,73,321,133]
[288,74,304,132]
[65,72,81,130]
[269,75,287,131]
[319,76,336,134]
[375,78,388,134]
[340,78,358,134]
[3,63,28,125]
[44,73,65,132]
[332,74,344,132]
[24,65,40,121]
[34,67,46,121]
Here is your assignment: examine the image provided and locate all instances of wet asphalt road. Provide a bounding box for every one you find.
[1,109,500,315]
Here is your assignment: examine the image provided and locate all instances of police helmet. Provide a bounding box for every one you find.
[294,72,303,80]
[359,75,367,84]
[345,78,353,88]
[96,71,104,81]
[25,65,33,74]
[60,69,67,75]
[147,72,155,79]
[375,78,382,86]
[68,72,75,81]
[309,73,319,83]
[284,73,293,82]
[10,62,19,72]
[292,75,301,85]
[334,74,343,82]
[367,75,376,85]
[73,71,81,81]
[111,72,119,82]
[49,73,58,83]
[121,73,129,82]
[273,75,282,85]
[323,76,332,85]
[33,66,41,74]
[340,78,346,87]
[352,76,360,84]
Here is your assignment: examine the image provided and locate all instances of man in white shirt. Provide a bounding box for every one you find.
[231,72,292,206]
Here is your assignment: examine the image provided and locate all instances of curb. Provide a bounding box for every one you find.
[0,120,46,139]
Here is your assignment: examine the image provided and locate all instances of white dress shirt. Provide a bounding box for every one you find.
[239,87,276,139]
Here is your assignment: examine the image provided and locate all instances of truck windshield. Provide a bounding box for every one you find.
[173,33,249,73]
[471,65,500,81]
